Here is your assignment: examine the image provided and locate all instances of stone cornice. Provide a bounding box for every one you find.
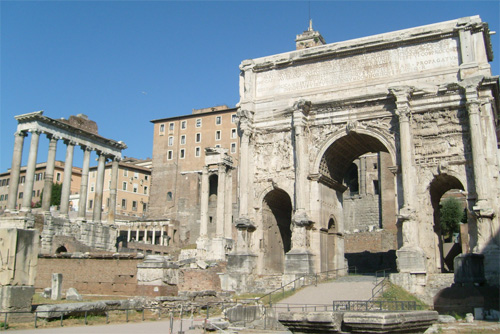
[14,111,127,156]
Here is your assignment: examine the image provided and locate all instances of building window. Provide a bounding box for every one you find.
[121,199,127,209]
[132,201,138,211]
[124,169,128,177]
[373,163,378,170]
[169,122,174,131]
[373,180,380,195]
[231,142,237,153]
[180,135,186,145]
[181,120,187,129]
[37,189,40,197]
[159,124,165,134]
[167,150,173,160]
[145,175,149,181]
[91,183,95,192]
[196,118,202,128]
[134,172,139,179]
[89,200,93,209]
[196,133,201,143]
[56,173,61,181]
[215,130,221,141]
[215,116,222,125]
[0,195,4,201]
[19,192,23,199]
[215,144,221,148]
[122,182,127,191]
[167,191,173,201]
[231,114,237,123]
[4,195,7,201]
[133,184,138,193]
[20,176,25,184]
[144,186,148,195]
[180,149,185,159]
[168,136,174,146]
[231,128,237,139]
[143,203,147,211]
[195,147,201,157]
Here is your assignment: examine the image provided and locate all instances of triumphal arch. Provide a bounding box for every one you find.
[228,16,499,291]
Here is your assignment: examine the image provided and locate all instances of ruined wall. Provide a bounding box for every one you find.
[178,264,225,292]
[35,256,142,296]
[343,195,380,232]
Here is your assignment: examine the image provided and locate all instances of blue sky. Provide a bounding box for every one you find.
[1,1,499,172]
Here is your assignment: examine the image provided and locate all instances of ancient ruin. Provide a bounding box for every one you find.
[228,15,499,294]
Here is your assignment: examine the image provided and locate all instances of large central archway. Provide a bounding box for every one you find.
[317,131,398,273]
[262,188,292,273]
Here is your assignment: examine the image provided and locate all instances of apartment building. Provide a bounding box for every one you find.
[86,157,152,220]
[0,161,82,211]
[148,105,239,244]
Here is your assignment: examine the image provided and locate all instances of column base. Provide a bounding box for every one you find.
[284,249,314,275]
[396,246,426,274]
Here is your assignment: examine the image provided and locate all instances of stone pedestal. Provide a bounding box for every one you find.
[396,246,426,273]
[454,253,486,285]
[0,286,35,312]
[136,255,179,297]
[223,253,257,293]
[284,249,314,275]
[0,225,38,313]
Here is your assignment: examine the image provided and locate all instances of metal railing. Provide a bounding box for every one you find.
[370,268,392,301]
[270,299,419,313]
[258,266,356,305]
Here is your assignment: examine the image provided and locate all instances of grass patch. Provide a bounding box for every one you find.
[377,282,429,310]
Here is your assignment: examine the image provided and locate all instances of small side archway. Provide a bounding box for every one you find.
[261,188,293,273]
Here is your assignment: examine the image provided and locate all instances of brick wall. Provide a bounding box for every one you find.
[178,264,225,292]
[35,256,142,296]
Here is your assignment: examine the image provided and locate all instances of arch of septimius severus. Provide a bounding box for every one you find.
[224,16,499,292]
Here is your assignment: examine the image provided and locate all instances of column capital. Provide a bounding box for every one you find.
[293,99,312,116]
[458,76,484,101]
[28,128,42,135]
[46,133,61,141]
[64,139,77,146]
[14,131,28,138]
[218,163,227,174]
[80,145,93,152]
[389,86,414,102]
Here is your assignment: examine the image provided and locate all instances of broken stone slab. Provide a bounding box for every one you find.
[35,299,145,319]
[66,287,83,301]
[438,314,456,323]
[156,296,189,302]
[41,288,51,299]
[205,318,229,331]
[197,260,209,269]
[465,313,474,323]
[51,273,63,300]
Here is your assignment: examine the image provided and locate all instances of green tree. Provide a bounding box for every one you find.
[440,197,463,241]
[39,182,63,207]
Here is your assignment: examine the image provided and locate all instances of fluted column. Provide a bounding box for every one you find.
[199,166,209,237]
[20,130,41,212]
[7,131,27,211]
[60,140,75,216]
[93,152,107,222]
[107,157,119,223]
[224,168,233,239]
[78,146,92,219]
[42,135,58,212]
[216,164,226,237]
[238,131,250,218]
[127,226,131,242]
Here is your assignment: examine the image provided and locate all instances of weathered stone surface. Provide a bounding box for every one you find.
[205,318,229,331]
[0,228,38,286]
[36,299,144,319]
[51,273,63,300]
[438,315,456,323]
[66,287,83,301]
[0,286,35,312]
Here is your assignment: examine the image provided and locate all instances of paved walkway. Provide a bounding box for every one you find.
[277,275,377,307]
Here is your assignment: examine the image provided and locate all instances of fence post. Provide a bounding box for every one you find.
[60,312,63,327]
[85,310,88,325]
[34,311,38,328]
[4,313,7,329]
[126,309,129,323]
[142,308,145,321]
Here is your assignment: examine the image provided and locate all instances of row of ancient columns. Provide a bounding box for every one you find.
[126,224,169,246]
[6,129,120,223]
[199,163,233,240]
